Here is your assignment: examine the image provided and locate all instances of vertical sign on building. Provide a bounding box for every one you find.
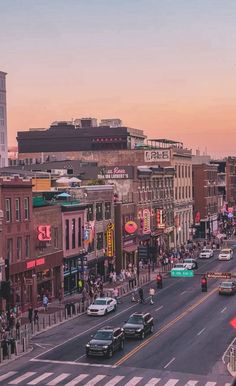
[157,209,165,229]
[143,209,151,234]
[106,223,114,257]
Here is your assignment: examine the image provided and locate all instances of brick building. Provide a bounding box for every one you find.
[192,163,220,238]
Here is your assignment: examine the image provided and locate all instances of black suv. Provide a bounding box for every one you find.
[123,312,154,339]
[86,326,125,358]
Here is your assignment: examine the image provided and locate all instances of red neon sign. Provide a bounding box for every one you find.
[37,225,51,241]
[26,258,45,269]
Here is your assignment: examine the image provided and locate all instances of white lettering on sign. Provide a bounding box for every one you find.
[144,150,170,162]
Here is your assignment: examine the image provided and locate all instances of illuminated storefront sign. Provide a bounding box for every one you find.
[157,209,165,229]
[37,225,51,241]
[125,221,138,234]
[26,258,45,269]
[143,209,151,234]
[106,223,115,257]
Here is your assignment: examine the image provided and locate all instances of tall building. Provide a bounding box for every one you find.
[0,71,8,167]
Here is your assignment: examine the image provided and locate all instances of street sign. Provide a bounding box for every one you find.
[206,272,231,279]
[171,270,194,278]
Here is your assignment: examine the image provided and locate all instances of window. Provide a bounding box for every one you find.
[185,166,187,178]
[97,232,104,250]
[15,198,21,221]
[0,106,5,126]
[25,236,30,258]
[72,219,76,249]
[188,166,190,178]
[78,217,82,247]
[179,187,181,200]
[53,227,58,248]
[0,132,4,144]
[24,197,29,220]
[5,198,11,222]
[65,219,69,250]
[178,165,181,178]
[185,186,188,199]
[87,204,94,222]
[182,187,185,199]
[182,165,184,178]
[16,237,22,260]
[6,239,13,262]
[96,203,103,221]
[175,187,177,200]
[105,202,111,220]
[189,186,191,198]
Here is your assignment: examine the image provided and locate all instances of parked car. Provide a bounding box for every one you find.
[86,327,125,358]
[219,281,236,295]
[183,258,198,270]
[199,249,214,259]
[87,297,117,316]
[218,248,233,261]
[123,312,154,339]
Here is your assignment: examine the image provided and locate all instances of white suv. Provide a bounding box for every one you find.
[199,249,214,259]
[218,248,233,261]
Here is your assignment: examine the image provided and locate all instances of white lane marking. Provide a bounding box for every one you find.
[184,381,198,385]
[197,328,206,336]
[144,377,161,385]
[163,380,179,386]
[83,375,106,385]
[47,373,70,385]
[221,307,227,313]
[180,290,187,295]
[155,305,163,312]
[27,373,53,385]
[0,372,17,382]
[31,358,116,368]
[64,374,89,386]
[205,383,216,386]
[104,376,125,386]
[74,354,86,361]
[9,372,37,384]
[164,357,176,369]
[125,377,143,386]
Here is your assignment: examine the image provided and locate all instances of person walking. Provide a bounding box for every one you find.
[28,305,33,323]
[43,294,49,312]
[138,287,145,304]
[149,287,155,304]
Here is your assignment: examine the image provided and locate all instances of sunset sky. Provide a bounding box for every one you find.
[1,0,236,156]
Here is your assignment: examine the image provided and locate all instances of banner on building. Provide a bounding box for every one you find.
[37,225,51,241]
[143,209,151,234]
[157,209,165,229]
[144,150,170,163]
[106,223,115,257]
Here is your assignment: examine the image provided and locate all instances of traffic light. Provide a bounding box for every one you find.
[201,276,207,292]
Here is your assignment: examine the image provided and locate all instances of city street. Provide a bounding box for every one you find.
[0,246,236,385]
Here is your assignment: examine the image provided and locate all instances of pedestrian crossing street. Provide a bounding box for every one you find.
[0,371,232,386]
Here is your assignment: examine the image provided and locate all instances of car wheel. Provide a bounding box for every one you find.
[150,325,154,333]
[104,309,108,315]
[107,348,113,358]
[119,340,124,350]
[140,331,145,340]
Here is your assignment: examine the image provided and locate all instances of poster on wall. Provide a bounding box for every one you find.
[143,209,151,234]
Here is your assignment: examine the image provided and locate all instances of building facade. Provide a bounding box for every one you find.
[0,71,8,167]
[192,163,220,239]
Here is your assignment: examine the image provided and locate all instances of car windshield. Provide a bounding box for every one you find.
[93,299,107,305]
[127,315,144,324]
[184,260,192,263]
[93,331,113,340]
[202,250,211,253]
[220,282,233,288]
[221,249,230,253]
[174,264,184,268]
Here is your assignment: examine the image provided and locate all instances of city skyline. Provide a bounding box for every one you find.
[1,0,236,156]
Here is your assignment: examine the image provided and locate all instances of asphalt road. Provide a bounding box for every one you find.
[1,244,236,385]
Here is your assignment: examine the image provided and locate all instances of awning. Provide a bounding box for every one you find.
[123,244,138,253]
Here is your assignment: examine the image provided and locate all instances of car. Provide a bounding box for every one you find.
[87,297,117,316]
[86,327,125,358]
[199,249,214,259]
[218,248,233,261]
[219,281,236,295]
[123,312,154,339]
[183,258,198,270]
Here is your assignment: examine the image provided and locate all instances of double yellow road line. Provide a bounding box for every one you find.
[115,286,218,366]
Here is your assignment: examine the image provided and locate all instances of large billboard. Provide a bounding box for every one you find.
[144,150,170,162]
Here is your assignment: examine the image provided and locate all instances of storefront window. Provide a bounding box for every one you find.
[96,203,103,221]
[87,205,94,221]
[105,202,111,220]
[72,219,76,249]
[97,232,104,250]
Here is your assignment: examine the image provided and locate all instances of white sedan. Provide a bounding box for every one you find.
[87,297,117,316]
[218,248,233,261]
[199,249,214,259]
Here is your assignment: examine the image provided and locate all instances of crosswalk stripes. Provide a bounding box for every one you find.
[0,370,233,386]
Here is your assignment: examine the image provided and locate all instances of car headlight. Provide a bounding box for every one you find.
[86,344,90,348]
[102,345,108,349]
[136,328,142,332]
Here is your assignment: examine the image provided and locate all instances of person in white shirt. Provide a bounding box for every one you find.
[149,287,155,304]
